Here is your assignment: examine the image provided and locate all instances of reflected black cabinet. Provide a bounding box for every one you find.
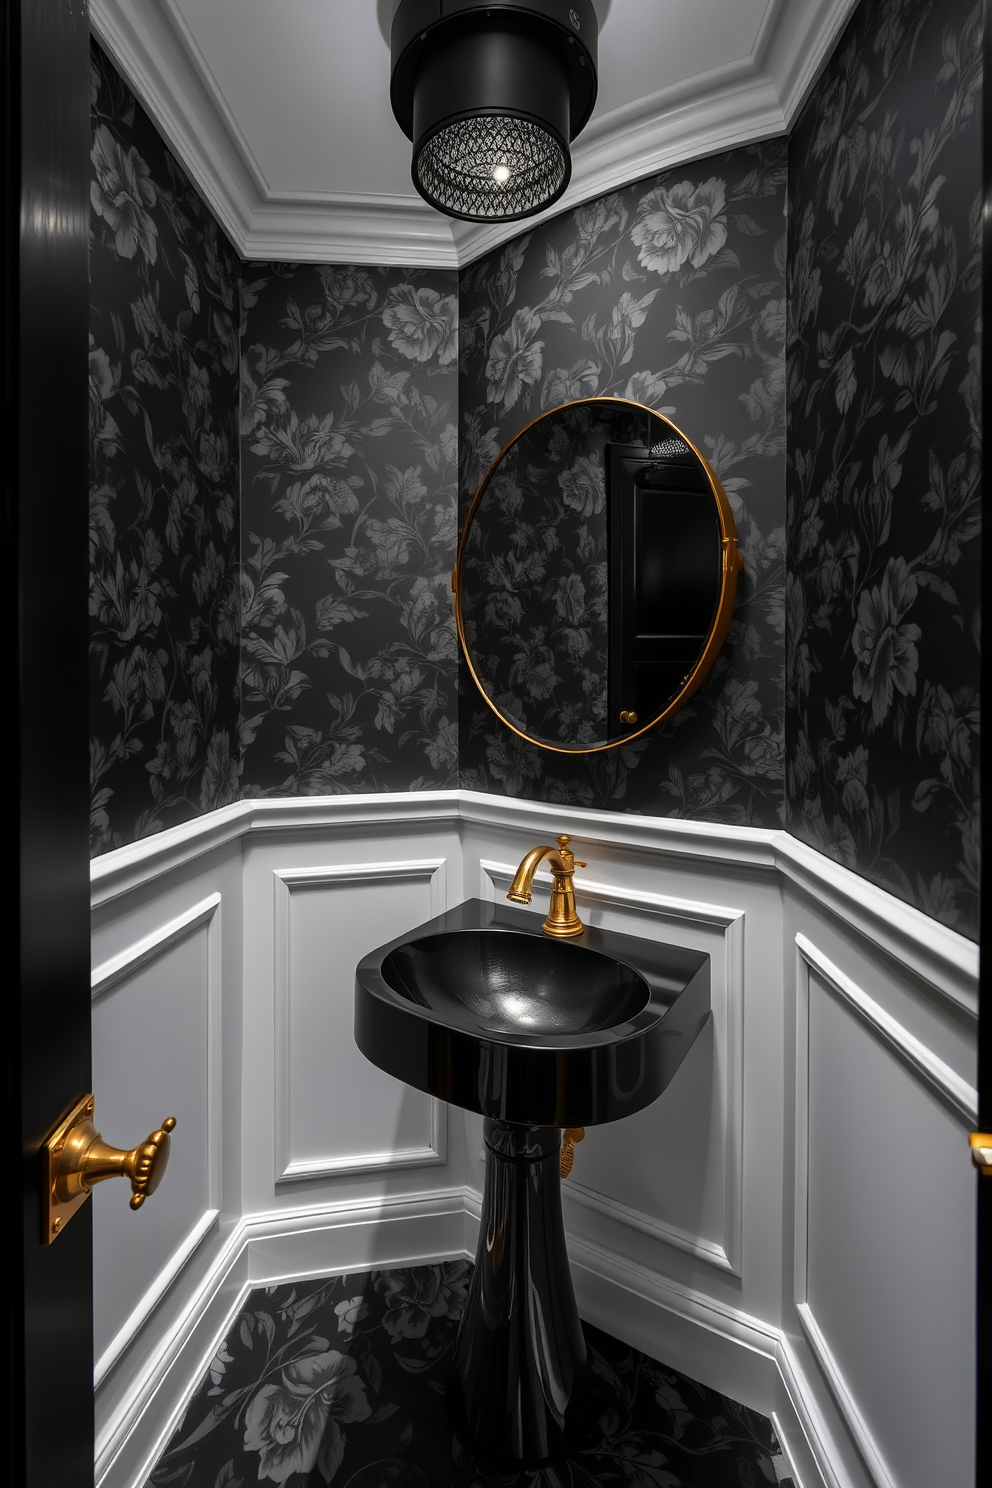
[607,443,722,730]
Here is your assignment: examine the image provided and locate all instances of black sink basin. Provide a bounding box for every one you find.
[354,896,712,1462]
[355,898,710,1128]
[381,930,651,1037]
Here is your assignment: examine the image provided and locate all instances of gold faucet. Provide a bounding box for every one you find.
[507,834,587,938]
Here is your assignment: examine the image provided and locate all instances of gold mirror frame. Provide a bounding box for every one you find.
[454,396,744,755]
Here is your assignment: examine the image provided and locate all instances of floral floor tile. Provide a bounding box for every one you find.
[149,1261,794,1488]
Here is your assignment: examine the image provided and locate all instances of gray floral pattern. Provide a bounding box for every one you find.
[457,143,788,822]
[148,1263,794,1487]
[239,265,460,794]
[89,41,241,852]
[785,0,981,938]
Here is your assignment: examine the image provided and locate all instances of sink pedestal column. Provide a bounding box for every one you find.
[451,1119,587,1462]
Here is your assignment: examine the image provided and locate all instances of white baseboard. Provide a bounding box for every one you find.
[100,1189,833,1488]
[96,1190,470,1488]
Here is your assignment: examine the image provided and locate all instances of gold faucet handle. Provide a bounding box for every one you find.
[555,834,586,869]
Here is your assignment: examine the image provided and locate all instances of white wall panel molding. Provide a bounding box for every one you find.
[91,894,223,1382]
[795,936,977,1125]
[91,891,222,1001]
[91,0,858,269]
[95,1209,219,1389]
[96,1190,471,1488]
[480,858,745,1276]
[792,1304,895,1488]
[774,1334,847,1488]
[792,936,977,1488]
[272,859,448,1184]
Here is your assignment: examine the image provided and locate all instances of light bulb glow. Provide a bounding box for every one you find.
[492,163,511,184]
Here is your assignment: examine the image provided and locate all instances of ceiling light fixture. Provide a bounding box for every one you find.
[390,0,599,223]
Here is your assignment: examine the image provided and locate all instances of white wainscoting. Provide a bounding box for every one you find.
[91,893,222,1381]
[792,936,977,1488]
[272,860,448,1184]
[89,791,979,1488]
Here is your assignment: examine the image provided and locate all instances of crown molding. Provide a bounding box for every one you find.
[90,0,859,268]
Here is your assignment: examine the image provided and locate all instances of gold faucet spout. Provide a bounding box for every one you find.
[507,834,587,937]
[506,845,565,903]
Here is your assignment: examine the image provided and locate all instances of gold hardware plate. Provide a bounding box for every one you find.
[42,1093,95,1244]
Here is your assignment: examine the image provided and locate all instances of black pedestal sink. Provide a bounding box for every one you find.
[355,897,710,1463]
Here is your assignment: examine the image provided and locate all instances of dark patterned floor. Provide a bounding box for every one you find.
[149,1262,795,1487]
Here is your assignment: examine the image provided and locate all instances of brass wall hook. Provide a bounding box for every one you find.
[42,1093,177,1243]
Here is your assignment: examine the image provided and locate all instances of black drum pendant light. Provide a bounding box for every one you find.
[390,0,599,223]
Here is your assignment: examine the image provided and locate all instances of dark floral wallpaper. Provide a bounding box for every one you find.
[239,266,460,794]
[89,41,241,852]
[786,0,982,939]
[458,144,788,824]
[89,10,981,945]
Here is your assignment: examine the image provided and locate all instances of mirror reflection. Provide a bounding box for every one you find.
[455,398,740,752]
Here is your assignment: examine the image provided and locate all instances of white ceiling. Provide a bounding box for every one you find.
[91,0,857,267]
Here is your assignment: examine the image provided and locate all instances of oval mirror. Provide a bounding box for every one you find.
[455,397,742,753]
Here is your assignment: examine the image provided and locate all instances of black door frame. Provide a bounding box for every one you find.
[4,0,94,1484]
[978,6,991,1484]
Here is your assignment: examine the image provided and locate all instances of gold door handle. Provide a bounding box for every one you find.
[619,710,638,725]
[970,1131,992,1174]
[42,1093,177,1243]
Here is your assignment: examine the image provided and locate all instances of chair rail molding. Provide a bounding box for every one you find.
[89,0,860,268]
[91,790,978,1015]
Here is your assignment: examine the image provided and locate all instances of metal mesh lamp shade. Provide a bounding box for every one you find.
[415,115,567,220]
[391,0,598,224]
